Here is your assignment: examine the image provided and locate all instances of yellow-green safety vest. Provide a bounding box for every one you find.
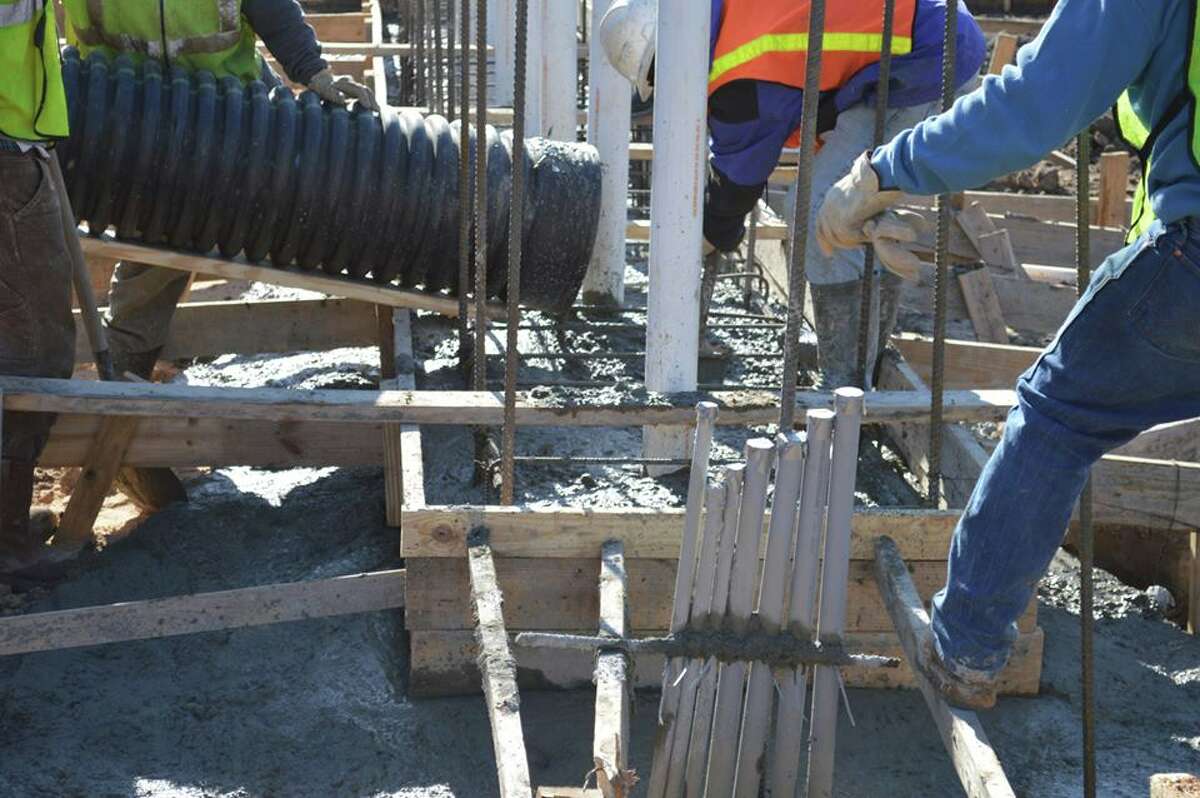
[0,0,69,142]
[1113,9,1200,243]
[63,0,264,83]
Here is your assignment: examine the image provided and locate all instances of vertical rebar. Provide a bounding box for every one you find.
[432,0,446,114]
[448,0,458,115]
[855,0,895,388]
[457,0,472,369]
[1075,128,1097,798]
[415,0,428,107]
[744,205,758,309]
[778,0,827,430]
[473,0,489,393]
[927,0,957,507]
[499,0,529,505]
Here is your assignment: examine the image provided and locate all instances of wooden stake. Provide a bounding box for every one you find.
[55,415,139,549]
[874,536,1017,798]
[957,267,1010,344]
[1097,151,1131,229]
[467,529,533,798]
[594,540,633,797]
[1189,531,1199,635]
[987,33,1019,74]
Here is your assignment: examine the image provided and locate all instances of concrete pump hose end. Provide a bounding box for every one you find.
[57,48,601,313]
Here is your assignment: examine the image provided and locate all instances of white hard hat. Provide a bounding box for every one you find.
[599,0,656,101]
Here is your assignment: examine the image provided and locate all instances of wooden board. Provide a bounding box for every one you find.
[400,506,963,559]
[403,556,1038,634]
[890,334,1037,390]
[987,33,1019,74]
[384,309,426,526]
[0,569,405,656]
[1097,152,1132,229]
[957,267,1010,343]
[78,235,503,319]
[407,628,1043,697]
[874,537,1018,798]
[74,297,380,364]
[0,376,1018,428]
[593,541,632,798]
[54,415,139,548]
[41,414,385,468]
[305,11,370,42]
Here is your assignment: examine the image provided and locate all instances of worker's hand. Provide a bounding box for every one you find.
[308,67,379,112]
[865,210,926,282]
[816,151,906,256]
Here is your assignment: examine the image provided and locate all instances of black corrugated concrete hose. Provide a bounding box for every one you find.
[58,48,601,313]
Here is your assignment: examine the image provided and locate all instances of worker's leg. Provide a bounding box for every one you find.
[0,150,77,565]
[103,261,191,378]
[806,100,935,387]
[932,219,1200,678]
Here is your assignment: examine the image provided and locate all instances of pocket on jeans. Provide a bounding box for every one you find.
[1129,252,1200,362]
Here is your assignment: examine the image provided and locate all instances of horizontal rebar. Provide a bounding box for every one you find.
[514,629,900,669]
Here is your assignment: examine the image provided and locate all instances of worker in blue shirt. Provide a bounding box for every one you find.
[601,0,985,386]
[818,0,1200,709]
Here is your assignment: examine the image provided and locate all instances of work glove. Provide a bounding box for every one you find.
[816,151,914,277]
[308,67,379,111]
[863,209,928,282]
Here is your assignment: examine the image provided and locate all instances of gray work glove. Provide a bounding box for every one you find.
[308,67,379,111]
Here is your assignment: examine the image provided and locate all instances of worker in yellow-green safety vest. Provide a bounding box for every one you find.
[61,0,380,381]
[0,0,80,583]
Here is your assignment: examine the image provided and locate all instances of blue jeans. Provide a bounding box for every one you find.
[932,218,1200,676]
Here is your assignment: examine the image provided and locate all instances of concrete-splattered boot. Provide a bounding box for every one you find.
[0,460,69,587]
[810,280,863,390]
[919,635,999,711]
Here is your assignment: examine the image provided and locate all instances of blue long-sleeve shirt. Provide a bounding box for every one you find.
[708,0,986,187]
[872,0,1200,230]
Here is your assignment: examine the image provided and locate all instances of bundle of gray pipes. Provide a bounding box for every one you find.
[57,49,602,313]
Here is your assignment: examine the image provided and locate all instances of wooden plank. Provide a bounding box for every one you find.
[1112,417,1200,462]
[403,556,1037,634]
[1000,215,1125,271]
[1191,532,1199,635]
[54,416,139,549]
[74,297,381,363]
[537,790,602,798]
[305,11,370,42]
[890,333,1037,390]
[1151,774,1200,798]
[975,15,1045,37]
[594,541,632,798]
[957,267,1010,344]
[955,202,1026,280]
[41,415,385,468]
[987,33,1019,74]
[908,191,1133,227]
[1090,455,1200,530]
[0,569,406,656]
[1098,151,1132,229]
[466,532,533,798]
[385,309,425,526]
[78,235,503,319]
[0,376,1019,427]
[409,628,1044,697]
[874,537,1018,798]
[399,506,963,559]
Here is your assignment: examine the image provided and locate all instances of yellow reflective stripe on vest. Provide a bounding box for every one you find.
[709,31,914,85]
[1116,91,1148,150]
[0,0,41,28]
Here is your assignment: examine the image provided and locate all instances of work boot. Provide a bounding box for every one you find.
[810,280,863,390]
[0,460,72,587]
[919,635,998,711]
[110,345,162,382]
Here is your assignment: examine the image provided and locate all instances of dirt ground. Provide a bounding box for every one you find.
[1,267,1197,796]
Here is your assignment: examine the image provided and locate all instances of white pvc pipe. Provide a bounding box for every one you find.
[523,0,545,133]
[541,0,578,140]
[642,0,708,467]
[806,387,866,798]
[486,0,515,105]
[581,0,631,305]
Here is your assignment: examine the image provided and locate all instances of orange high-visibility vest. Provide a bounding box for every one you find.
[709,0,918,97]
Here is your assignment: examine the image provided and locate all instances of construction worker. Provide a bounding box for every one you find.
[818,0,1200,708]
[0,0,77,580]
[61,0,380,379]
[599,0,985,387]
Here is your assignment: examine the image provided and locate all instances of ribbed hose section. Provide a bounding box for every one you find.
[57,48,602,313]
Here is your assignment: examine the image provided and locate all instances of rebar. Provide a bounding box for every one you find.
[432,0,445,115]
[927,0,958,507]
[500,0,530,505]
[855,0,896,388]
[1076,128,1097,798]
[778,0,826,430]
[457,0,472,364]
[744,205,759,308]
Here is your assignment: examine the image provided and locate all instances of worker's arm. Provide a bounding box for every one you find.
[871,0,1163,195]
[243,0,327,86]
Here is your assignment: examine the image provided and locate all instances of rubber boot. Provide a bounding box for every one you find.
[111,345,162,382]
[0,460,70,587]
[698,251,732,359]
[810,280,863,390]
[869,272,904,388]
